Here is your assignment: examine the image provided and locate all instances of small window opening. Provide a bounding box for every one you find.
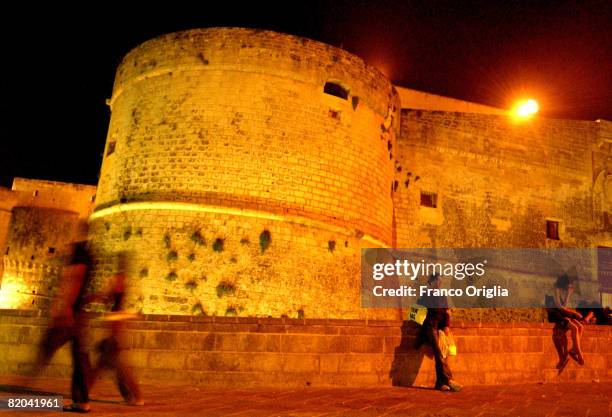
[33,190,39,197]
[323,82,349,100]
[48,247,55,254]
[546,220,560,240]
[420,191,437,208]
[91,194,96,202]
[106,141,117,156]
[4,246,9,255]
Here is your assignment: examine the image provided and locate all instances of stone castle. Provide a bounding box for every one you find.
[1,28,611,319]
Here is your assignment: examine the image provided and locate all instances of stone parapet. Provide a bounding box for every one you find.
[1,310,609,387]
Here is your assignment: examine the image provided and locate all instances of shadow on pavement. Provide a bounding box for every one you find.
[389,320,427,387]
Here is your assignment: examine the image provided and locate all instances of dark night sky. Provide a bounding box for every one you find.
[1,1,610,188]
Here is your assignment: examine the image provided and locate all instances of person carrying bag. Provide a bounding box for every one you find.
[413,273,462,392]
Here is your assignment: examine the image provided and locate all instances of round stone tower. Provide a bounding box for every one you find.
[90,28,400,319]
[0,207,78,309]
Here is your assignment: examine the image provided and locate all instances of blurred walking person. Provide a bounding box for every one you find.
[34,222,93,412]
[88,252,143,406]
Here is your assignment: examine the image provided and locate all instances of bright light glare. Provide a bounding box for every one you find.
[513,99,539,118]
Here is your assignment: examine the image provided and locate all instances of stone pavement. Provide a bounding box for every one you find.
[0,376,610,416]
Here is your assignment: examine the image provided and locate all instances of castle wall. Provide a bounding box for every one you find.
[395,110,604,248]
[88,206,400,319]
[0,179,96,309]
[11,178,96,220]
[0,207,78,309]
[2,30,610,319]
[392,110,612,316]
[92,28,400,318]
[0,188,18,279]
[98,28,399,242]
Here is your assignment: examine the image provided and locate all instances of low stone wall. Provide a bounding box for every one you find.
[0,310,610,387]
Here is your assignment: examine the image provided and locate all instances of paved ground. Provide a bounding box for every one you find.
[0,376,610,416]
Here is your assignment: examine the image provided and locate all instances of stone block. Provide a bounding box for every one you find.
[282,354,320,373]
[349,336,383,353]
[144,331,177,349]
[284,325,339,335]
[123,349,149,368]
[279,334,319,353]
[148,350,186,370]
[238,353,284,373]
[265,334,281,352]
[337,354,383,373]
[319,354,341,373]
[215,333,267,352]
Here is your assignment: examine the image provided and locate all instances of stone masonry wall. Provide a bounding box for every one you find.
[395,109,603,249]
[97,28,399,243]
[1,310,610,387]
[0,188,14,280]
[11,178,96,221]
[0,179,97,309]
[0,208,78,309]
[88,206,399,320]
[393,110,611,321]
[92,28,401,318]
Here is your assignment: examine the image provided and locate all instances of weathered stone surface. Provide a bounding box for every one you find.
[1,311,610,387]
[0,28,610,323]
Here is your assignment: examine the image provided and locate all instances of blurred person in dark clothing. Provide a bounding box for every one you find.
[88,252,143,406]
[35,222,93,413]
[415,273,462,392]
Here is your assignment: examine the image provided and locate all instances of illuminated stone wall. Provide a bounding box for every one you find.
[10,178,96,220]
[0,180,96,309]
[395,110,610,248]
[1,311,611,387]
[92,28,400,319]
[0,188,17,279]
[88,206,401,319]
[393,110,612,318]
[3,30,610,319]
[0,207,78,309]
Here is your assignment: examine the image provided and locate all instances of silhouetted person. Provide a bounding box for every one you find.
[89,252,143,406]
[415,273,462,392]
[548,274,584,371]
[35,226,93,413]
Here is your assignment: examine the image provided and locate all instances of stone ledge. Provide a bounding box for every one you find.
[1,310,610,387]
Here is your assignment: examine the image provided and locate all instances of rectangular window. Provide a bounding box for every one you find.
[546,220,560,240]
[420,191,437,208]
[323,82,349,100]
